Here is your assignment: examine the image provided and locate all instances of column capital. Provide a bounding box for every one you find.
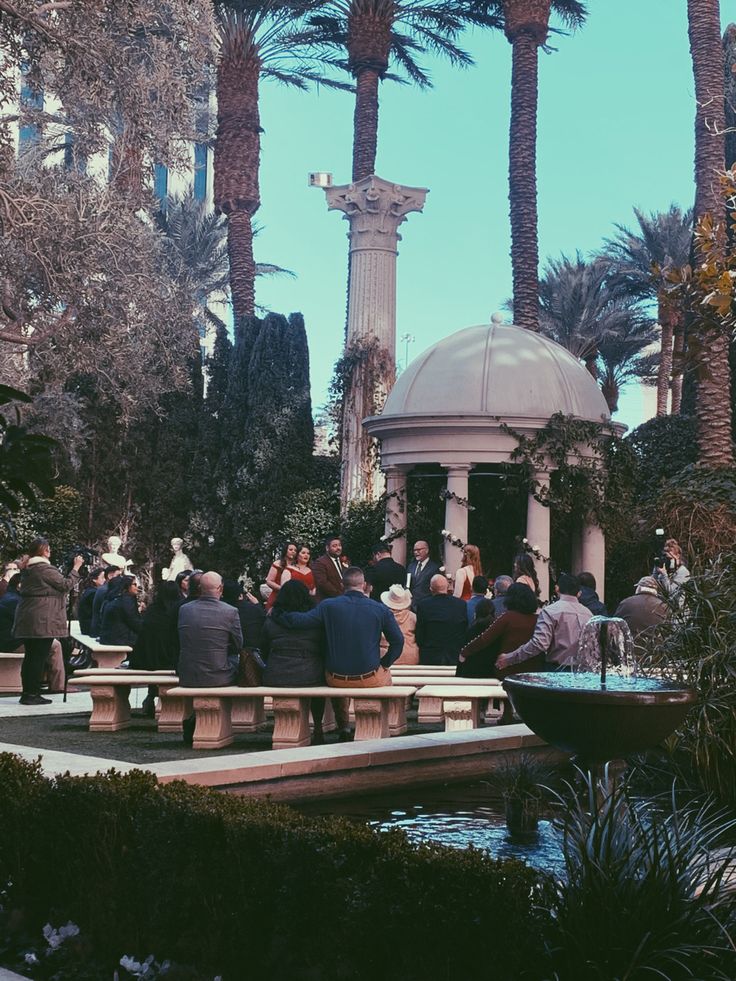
[325,175,428,253]
[383,463,412,478]
[440,463,473,475]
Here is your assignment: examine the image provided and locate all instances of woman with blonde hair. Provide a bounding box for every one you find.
[453,544,482,601]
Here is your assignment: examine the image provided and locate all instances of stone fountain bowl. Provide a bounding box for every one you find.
[503,672,698,763]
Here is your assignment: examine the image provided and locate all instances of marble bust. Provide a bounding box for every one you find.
[101,535,132,571]
[162,537,194,581]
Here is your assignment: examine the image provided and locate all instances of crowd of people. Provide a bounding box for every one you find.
[0,533,690,733]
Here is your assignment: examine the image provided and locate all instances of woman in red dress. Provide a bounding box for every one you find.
[265,542,297,610]
[453,544,483,601]
[280,544,316,597]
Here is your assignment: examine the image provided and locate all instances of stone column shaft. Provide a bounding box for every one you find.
[442,465,472,576]
[384,465,409,566]
[580,520,606,601]
[526,472,551,602]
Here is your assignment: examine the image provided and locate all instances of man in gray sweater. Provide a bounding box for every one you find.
[177,572,243,687]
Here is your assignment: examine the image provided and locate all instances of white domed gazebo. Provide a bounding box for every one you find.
[363,316,619,600]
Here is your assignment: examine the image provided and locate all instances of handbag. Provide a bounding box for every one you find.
[238,648,265,686]
[67,647,97,671]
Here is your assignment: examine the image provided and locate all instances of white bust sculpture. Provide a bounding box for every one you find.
[101,535,132,571]
[162,537,194,581]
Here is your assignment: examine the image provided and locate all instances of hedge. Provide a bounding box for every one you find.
[0,754,551,980]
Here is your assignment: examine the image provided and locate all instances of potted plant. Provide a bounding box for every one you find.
[488,754,550,839]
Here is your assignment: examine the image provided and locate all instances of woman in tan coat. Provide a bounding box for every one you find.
[380,584,419,665]
[13,538,82,705]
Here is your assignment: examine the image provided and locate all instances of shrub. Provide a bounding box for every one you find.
[625,415,698,493]
[0,754,552,981]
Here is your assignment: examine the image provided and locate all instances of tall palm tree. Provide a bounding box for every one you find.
[537,253,657,413]
[213,0,349,323]
[688,0,733,465]
[308,1,502,182]
[604,206,693,416]
[478,0,586,332]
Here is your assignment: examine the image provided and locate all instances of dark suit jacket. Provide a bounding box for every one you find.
[365,557,407,600]
[312,553,345,603]
[406,558,441,607]
[177,596,243,686]
[415,594,468,665]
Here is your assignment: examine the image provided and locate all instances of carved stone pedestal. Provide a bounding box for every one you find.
[89,685,131,732]
[353,698,390,740]
[192,696,233,750]
[443,698,481,731]
[232,697,266,733]
[272,696,311,750]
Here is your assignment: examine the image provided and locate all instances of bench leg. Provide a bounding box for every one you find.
[192,697,233,749]
[388,697,408,736]
[443,698,481,732]
[157,691,193,733]
[272,696,311,750]
[89,685,131,732]
[418,695,443,725]
[94,651,126,671]
[354,699,389,741]
[0,656,23,694]
[319,697,337,734]
[232,696,266,733]
[484,696,505,726]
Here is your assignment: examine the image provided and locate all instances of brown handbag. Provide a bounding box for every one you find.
[238,648,265,686]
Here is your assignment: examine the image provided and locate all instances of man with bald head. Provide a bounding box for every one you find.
[415,573,468,665]
[406,540,440,608]
[177,571,243,688]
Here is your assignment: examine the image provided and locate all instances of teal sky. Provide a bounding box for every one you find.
[252,0,730,432]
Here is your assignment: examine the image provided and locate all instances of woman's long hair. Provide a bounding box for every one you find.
[462,544,482,577]
[513,553,540,597]
[279,541,298,568]
[274,579,313,614]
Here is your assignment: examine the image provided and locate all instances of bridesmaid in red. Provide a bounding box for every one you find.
[453,544,483,601]
[280,544,316,597]
[265,542,297,610]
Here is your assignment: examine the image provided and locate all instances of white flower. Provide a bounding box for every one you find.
[59,922,80,941]
[120,955,143,975]
[531,545,539,553]
[522,538,528,544]
[441,528,448,536]
[24,952,39,965]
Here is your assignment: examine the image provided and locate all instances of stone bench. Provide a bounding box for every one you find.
[70,673,180,732]
[0,652,24,693]
[69,623,132,670]
[417,684,507,731]
[161,685,417,751]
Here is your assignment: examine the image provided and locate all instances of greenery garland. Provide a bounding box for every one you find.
[438,488,475,510]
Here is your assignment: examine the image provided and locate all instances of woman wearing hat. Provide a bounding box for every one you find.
[380,584,418,665]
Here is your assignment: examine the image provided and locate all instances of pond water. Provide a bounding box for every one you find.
[297,781,565,877]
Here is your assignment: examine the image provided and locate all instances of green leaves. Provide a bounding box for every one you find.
[0,384,56,518]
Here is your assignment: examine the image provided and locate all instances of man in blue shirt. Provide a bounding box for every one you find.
[273,566,403,740]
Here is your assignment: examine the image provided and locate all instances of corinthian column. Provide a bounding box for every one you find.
[325,175,428,510]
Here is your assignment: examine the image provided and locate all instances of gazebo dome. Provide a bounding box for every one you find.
[382,321,610,423]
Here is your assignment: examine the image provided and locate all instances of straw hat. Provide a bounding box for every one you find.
[381,583,412,611]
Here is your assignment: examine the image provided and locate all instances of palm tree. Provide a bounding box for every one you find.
[688,0,733,465]
[308,1,502,182]
[537,253,657,413]
[604,206,693,416]
[213,0,349,323]
[479,1,586,332]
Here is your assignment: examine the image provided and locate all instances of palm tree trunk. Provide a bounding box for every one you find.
[656,292,674,416]
[509,30,540,331]
[688,0,733,464]
[601,376,619,414]
[352,68,380,182]
[111,131,143,204]
[226,212,256,326]
[671,314,685,413]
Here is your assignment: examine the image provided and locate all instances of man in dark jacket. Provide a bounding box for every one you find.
[577,572,607,616]
[364,543,406,601]
[312,535,346,604]
[90,566,121,637]
[406,541,441,608]
[177,572,243,687]
[415,574,468,665]
[614,577,668,640]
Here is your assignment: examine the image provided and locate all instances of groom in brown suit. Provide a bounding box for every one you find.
[312,534,346,603]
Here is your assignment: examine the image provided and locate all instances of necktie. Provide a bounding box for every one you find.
[333,558,343,579]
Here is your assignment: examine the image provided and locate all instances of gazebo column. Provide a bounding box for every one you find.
[526,472,551,602]
[441,464,472,576]
[384,465,409,566]
[580,519,606,601]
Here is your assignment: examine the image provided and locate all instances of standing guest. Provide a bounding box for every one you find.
[654,538,690,600]
[497,573,592,674]
[406,541,440,607]
[90,566,122,637]
[0,560,20,599]
[453,544,482,601]
[577,572,607,616]
[131,580,181,717]
[77,567,105,636]
[261,580,327,744]
[281,544,316,596]
[614,576,668,641]
[380,584,418,665]
[513,553,541,599]
[13,538,82,706]
[272,566,403,741]
[415,574,468,666]
[459,583,540,678]
[222,579,266,651]
[491,575,513,617]
[265,542,298,611]
[100,575,142,647]
[312,535,347,603]
[364,543,406,601]
[466,598,495,642]
[1,574,65,693]
[466,575,489,625]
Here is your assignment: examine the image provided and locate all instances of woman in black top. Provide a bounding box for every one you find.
[77,567,105,636]
[131,580,180,718]
[100,576,142,646]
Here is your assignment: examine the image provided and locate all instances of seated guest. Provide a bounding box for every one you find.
[380,584,418,665]
[415,574,468,666]
[222,579,266,651]
[261,580,326,744]
[100,575,142,647]
[466,575,489,625]
[77,567,105,635]
[491,574,513,617]
[614,576,668,641]
[577,571,607,616]
[365,543,407,601]
[90,565,122,637]
[177,572,243,688]
[175,569,192,601]
[0,560,20,599]
[458,583,539,678]
[186,570,204,602]
[131,580,181,717]
[466,598,495,642]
